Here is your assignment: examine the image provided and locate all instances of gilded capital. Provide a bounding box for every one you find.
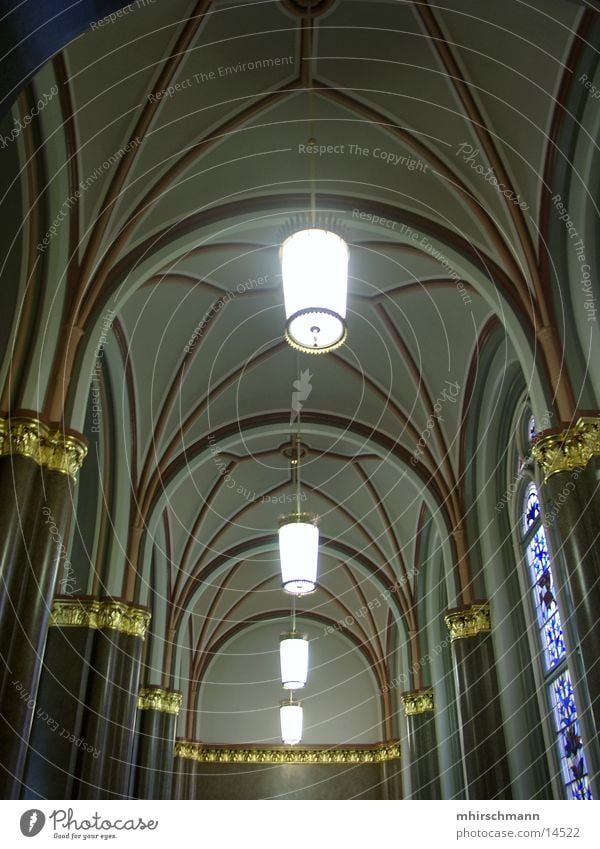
[138,688,183,715]
[0,415,87,479]
[50,599,98,630]
[50,598,151,639]
[445,602,491,641]
[532,416,600,481]
[400,690,434,716]
[174,741,401,764]
[95,601,151,638]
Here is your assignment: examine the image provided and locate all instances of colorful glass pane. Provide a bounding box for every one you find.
[549,672,593,800]
[523,484,540,534]
[528,415,538,443]
[526,528,566,668]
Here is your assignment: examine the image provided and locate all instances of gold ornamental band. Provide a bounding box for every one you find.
[445,602,491,642]
[532,416,600,481]
[400,690,434,716]
[0,415,87,479]
[138,688,183,715]
[50,599,151,639]
[175,741,401,765]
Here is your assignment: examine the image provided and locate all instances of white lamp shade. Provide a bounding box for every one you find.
[280,631,309,689]
[280,700,303,745]
[280,229,349,353]
[278,514,319,595]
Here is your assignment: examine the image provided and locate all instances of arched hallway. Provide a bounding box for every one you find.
[0,0,599,801]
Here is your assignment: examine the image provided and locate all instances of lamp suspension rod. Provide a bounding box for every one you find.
[296,429,301,505]
[307,0,316,228]
[308,138,316,229]
[295,358,302,505]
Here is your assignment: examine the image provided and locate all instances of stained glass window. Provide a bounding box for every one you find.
[520,481,592,799]
[528,415,538,443]
[523,482,540,534]
[549,671,593,800]
[525,527,566,669]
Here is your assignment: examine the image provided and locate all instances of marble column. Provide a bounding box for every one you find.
[133,687,182,799]
[400,689,440,799]
[172,742,199,800]
[22,604,95,800]
[380,755,403,799]
[0,415,87,798]
[71,599,151,800]
[532,415,600,792]
[445,602,512,799]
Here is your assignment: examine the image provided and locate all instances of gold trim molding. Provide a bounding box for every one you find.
[532,416,600,481]
[138,688,183,715]
[174,741,401,764]
[445,602,491,642]
[0,415,87,479]
[400,690,434,716]
[50,599,151,639]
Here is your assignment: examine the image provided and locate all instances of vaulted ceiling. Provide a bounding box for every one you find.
[1,0,594,745]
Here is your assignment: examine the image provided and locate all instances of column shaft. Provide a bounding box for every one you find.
[133,688,182,799]
[401,690,440,799]
[446,603,512,799]
[172,753,197,799]
[76,625,146,799]
[22,623,95,799]
[0,435,86,797]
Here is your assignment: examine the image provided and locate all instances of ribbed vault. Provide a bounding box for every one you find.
[1,0,597,746]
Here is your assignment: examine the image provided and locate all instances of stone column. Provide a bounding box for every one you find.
[0,415,86,798]
[72,599,151,800]
[445,602,512,799]
[400,689,440,799]
[532,415,600,793]
[133,687,182,799]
